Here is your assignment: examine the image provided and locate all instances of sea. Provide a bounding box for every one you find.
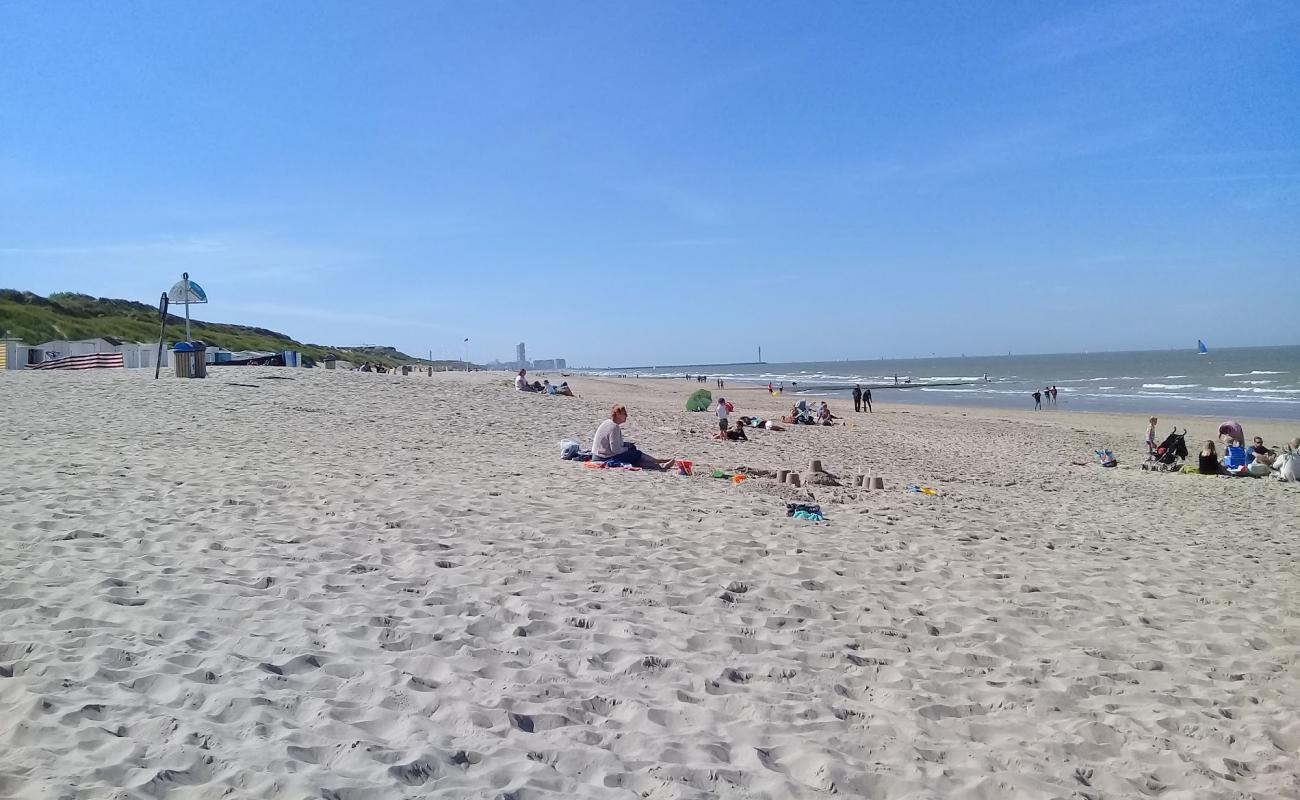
[585,346,1300,421]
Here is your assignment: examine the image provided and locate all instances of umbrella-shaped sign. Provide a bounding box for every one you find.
[167,272,207,341]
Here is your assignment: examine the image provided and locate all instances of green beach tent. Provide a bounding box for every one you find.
[686,389,713,412]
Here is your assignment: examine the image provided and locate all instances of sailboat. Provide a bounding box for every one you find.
[1197,339,1209,355]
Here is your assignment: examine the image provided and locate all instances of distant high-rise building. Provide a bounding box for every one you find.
[516,342,526,366]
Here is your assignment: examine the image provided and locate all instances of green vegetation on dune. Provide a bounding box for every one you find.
[0,290,460,369]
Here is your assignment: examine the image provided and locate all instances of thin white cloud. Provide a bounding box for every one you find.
[0,233,365,283]
[223,301,444,332]
[839,118,1168,187]
[1010,0,1300,68]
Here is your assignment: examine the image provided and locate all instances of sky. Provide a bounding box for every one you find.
[2,1,1298,366]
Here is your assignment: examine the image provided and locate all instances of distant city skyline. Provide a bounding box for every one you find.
[2,2,1297,364]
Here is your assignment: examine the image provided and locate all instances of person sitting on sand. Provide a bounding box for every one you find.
[554,381,575,397]
[1275,438,1300,482]
[715,420,748,441]
[782,403,812,425]
[1248,436,1276,467]
[816,401,838,425]
[515,369,535,392]
[592,405,677,470]
[1198,441,1222,475]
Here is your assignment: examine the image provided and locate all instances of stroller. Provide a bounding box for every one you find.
[1143,428,1188,471]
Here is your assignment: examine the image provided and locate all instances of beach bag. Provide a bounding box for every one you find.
[560,439,581,460]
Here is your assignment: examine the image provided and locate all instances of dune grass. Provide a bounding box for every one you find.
[0,290,457,368]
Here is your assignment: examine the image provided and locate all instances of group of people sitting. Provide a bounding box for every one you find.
[515,369,574,396]
[1199,435,1300,478]
[781,399,838,426]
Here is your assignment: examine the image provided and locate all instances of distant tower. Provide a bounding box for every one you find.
[516,342,526,366]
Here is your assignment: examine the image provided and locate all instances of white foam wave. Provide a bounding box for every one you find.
[1142,383,1199,390]
[1212,386,1300,394]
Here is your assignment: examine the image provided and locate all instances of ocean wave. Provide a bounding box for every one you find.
[1163,375,1188,379]
[918,388,1026,395]
[1211,386,1300,394]
[1239,380,1275,384]
[1142,383,1199,390]
[1121,391,1300,404]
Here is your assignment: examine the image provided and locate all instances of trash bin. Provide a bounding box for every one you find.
[172,342,207,378]
[191,343,207,378]
[324,355,337,370]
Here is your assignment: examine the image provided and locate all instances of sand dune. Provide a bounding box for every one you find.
[1,368,1296,799]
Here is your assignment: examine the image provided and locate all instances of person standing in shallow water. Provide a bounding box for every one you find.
[852,385,862,413]
[1032,390,1042,410]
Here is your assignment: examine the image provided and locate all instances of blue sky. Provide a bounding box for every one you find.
[2,1,1298,366]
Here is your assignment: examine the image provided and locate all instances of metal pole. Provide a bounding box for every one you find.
[182,272,192,341]
[154,293,169,379]
[463,339,469,372]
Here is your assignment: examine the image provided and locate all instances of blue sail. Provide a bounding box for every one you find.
[1197,339,1208,354]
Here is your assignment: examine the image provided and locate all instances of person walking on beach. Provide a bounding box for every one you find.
[1051,386,1058,405]
[863,388,873,413]
[716,397,730,437]
[852,384,862,413]
[1032,389,1042,410]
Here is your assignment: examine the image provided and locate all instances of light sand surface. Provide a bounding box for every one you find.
[1,368,1297,799]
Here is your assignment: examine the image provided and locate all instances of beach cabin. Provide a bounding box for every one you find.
[0,338,24,370]
[204,347,234,364]
[15,337,180,370]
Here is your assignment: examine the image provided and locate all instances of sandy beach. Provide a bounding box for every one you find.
[1,368,1297,799]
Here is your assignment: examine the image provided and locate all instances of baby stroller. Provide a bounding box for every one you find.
[1143,428,1188,471]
